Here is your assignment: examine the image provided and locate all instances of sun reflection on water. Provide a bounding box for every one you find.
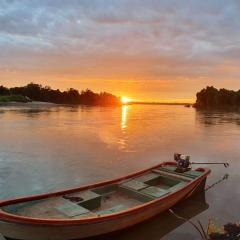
[118,105,129,150]
[121,105,128,131]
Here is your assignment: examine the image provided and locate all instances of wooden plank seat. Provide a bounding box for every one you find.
[159,166,203,179]
[140,186,169,198]
[133,172,161,183]
[152,169,192,182]
[120,172,186,200]
[120,179,148,191]
[168,181,187,192]
[119,180,154,202]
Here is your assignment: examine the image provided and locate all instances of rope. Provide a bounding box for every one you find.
[169,209,208,240]
[168,178,209,240]
[205,174,229,191]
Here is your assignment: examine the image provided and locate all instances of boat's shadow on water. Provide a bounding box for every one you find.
[86,192,209,240]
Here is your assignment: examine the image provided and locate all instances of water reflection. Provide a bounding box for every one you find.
[0,105,57,118]
[0,104,239,239]
[121,105,128,131]
[196,109,240,126]
[88,192,209,240]
[118,105,129,150]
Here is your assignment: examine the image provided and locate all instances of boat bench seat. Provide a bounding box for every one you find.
[140,186,170,198]
[119,173,185,200]
[168,181,187,191]
[95,204,126,216]
[119,180,154,202]
[159,166,203,179]
[63,190,101,210]
[133,172,161,183]
[120,179,148,191]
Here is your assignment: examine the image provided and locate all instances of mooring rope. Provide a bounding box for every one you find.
[169,209,208,240]
[205,174,229,191]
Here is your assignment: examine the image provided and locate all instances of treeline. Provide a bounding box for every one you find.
[194,86,240,108]
[0,83,121,106]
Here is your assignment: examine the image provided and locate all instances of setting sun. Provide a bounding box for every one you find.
[121,96,131,104]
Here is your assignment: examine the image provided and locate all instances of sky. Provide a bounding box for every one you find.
[0,0,240,102]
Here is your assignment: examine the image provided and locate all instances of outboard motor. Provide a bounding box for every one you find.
[174,153,191,172]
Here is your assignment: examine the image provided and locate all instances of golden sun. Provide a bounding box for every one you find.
[121,96,131,104]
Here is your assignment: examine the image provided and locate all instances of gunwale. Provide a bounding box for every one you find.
[0,162,210,225]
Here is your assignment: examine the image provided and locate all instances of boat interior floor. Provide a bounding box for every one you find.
[2,166,204,219]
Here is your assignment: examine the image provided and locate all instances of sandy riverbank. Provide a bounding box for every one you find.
[0,101,57,107]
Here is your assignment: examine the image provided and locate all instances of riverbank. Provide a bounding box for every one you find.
[0,101,57,107]
[0,83,121,106]
[0,95,30,103]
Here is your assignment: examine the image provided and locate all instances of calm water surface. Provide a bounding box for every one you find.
[0,104,240,240]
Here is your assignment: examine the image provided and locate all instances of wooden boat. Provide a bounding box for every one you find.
[0,162,210,240]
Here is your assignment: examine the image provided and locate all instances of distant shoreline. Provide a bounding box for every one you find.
[0,98,193,107]
[0,101,57,107]
[0,101,192,107]
[125,101,192,106]
[0,83,121,106]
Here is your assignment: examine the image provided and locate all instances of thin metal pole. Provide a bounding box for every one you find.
[191,162,229,167]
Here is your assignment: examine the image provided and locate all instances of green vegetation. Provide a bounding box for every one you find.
[0,94,30,103]
[0,83,121,106]
[209,222,240,240]
[194,86,240,109]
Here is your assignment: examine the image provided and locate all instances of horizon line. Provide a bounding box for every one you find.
[124,101,194,105]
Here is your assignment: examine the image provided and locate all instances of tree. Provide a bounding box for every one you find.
[194,86,240,109]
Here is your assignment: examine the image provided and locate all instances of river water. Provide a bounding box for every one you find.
[0,103,239,239]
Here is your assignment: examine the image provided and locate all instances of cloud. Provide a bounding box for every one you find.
[0,0,240,99]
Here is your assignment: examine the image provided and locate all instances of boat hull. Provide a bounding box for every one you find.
[0,177,207,240]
